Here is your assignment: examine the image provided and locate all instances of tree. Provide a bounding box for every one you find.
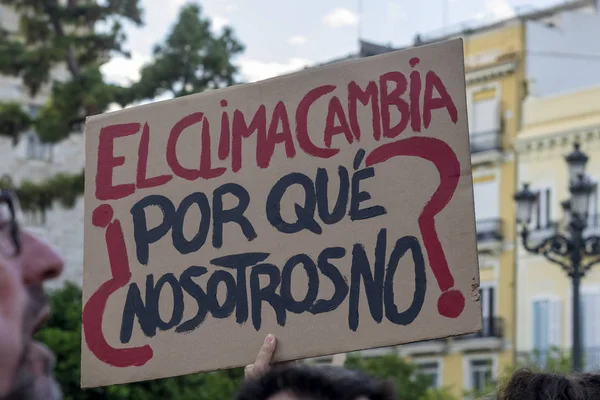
[344,353,457,400]
[117,3,244,104]
[0,1,245,214]
[0,0,143,212]
[0,0,143,142]
[36,282,245,400]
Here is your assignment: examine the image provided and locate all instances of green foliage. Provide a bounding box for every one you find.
[0,0,143,144]
[117,3,244,104]
[0,101,32,143]
[0,170,84,212]
[0,0,245,216]
[344,353,457,400]
[36,282,245,400]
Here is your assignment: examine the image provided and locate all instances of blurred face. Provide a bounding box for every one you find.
[0,191,64,400]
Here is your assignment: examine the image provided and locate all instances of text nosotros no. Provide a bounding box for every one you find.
[120,228,428,343]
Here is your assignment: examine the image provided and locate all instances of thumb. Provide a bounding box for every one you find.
[252,334,276,376]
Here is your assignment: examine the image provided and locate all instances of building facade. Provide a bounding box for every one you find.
[515,85,600,372]
[310,0,600,397]
[0,3,85,289]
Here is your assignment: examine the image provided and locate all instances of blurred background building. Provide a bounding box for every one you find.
[0,0,599,396]
[307,0,600,397]
[515,85,600,372]
[0,3,85,289]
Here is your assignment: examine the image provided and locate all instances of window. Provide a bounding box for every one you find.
[469,90,500,153]
[532,298,562,366]
[472,97,500,134]
[473,176,500,221]
[586,180,599,232]
[582,291,600,371]
[532,186,553,230]
[480,286,496,336]
[24,132,51,161]
[468,359,493,392]
[28,104,41,119]
[415,361,440,388]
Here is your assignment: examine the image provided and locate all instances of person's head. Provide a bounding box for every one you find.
[0,190,64,400]
[235,363,395,400]
[498,369,600,400]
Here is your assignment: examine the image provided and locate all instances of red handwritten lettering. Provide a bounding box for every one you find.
[258,101,296,169]
[296,85,338,158]
[423,71,458,129]
[96,123,139,200]
[232,106,267,172]
[347,80,381,141]
[365,137,465,318]
[82,204,153,367]
[166,113,204,180]
[136,123,173,189]
[379,72,410,139]
[324,96,354,148]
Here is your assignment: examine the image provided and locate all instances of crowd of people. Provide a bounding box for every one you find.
[1,187,600,399]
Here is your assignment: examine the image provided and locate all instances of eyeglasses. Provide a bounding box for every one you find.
[0,190,21,257]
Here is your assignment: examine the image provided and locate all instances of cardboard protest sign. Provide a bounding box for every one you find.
[81,37,481,388]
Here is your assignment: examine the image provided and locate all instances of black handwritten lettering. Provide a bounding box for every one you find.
[172,192,211,254]
[350,150,387,221]
[315,166,349,225]
[384,236,426,325]
[349,229,386,331]
[131,195,176,265]
[213,183,257,248]
[265,172,322,234]
[206,270,237,319]
[120,281,155,343]
[211,253,270,325]
[250,263,286,330]
[280,254,319,314]
[153,273,184,331]
[311,247,349,314]
[176,266,209,333]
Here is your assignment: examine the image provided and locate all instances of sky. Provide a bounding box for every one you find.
[100,0,564,95]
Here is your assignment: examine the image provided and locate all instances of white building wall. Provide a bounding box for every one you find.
[0,133,86,289]
[526,2,600,98]
[0,3,84,289]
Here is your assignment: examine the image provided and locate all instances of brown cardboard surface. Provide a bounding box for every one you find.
[81,38,481,388]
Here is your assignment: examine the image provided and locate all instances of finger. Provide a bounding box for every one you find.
[244,364,254,379]
[253,334,276,375]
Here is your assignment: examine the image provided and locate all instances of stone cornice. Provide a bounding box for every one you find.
[514,124,600,154]
[466,60,518,85]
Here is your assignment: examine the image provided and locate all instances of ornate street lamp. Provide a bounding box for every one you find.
[514,142,600,372]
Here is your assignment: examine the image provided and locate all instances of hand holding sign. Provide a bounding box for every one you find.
[245,334,296,380]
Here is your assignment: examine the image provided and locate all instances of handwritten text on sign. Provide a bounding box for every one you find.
[81,38,480,387]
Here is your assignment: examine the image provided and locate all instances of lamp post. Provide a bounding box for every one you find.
[514,142,600,373]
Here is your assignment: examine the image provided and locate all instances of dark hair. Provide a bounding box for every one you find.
[498,369,600,400]
[235,364,395,400]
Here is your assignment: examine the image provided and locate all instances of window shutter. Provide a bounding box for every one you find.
[473,180,500,221]
[472,97,500,134]
[533,186,553,229]
[583,293,600,348]
[548,299,562,348]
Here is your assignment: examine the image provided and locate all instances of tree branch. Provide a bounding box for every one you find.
[43,0,80,78]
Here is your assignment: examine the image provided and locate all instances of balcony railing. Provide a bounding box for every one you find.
[517,347,600,373]
[455,317,504,340]
[476,218,503,243]
[470,130,502,154]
